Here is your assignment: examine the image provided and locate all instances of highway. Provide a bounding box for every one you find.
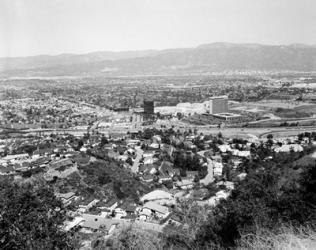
[258,127,316,139]
[197,125,316,139]
[3,124,316,140]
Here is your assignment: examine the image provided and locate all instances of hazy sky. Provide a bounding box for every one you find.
[1,0,316,57]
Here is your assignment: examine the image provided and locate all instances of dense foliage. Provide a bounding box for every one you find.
[0,179,73,250]
[163,147,316,249]
[79,159,151,202]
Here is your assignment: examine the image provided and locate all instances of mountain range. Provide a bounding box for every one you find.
[1,43,316,77]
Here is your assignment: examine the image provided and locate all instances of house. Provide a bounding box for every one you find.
[113,207,127,219]
[184,141,196,149]
[116,145,126,155]
[185,171,198,180]
[161,144,175,157]
[50,158,73,170]
[79,198,100,212]
[139,207,152,220]
[201,189,231,207]
[165,212,183,227]
[213,161,224,176]
[158,172,173,183]
[53,146,68,154]
[56,192,77,206]
[139,164,156,174]
[120,202,137,217]
[216,181,234,190]
[44,164,78,181]
[126,139,140,146]
[32,156,50,167]
[14,162,31,172]
[274,144,303,153]
[81,214,120,234]
[97,198,118,211]
[189,188,209,201]
[157,161,176,183]
[139,163,157,182]
[215,190,231,200]
[211,155,222,163]
[0,145,7,155]
[232,149,251,158]
[143,156,154,165]
[141,173,155,182]
[152,135,162,144]
[149,143,160,149]
[141,201,170,218]
[231,158,242,169]
[141,190,173,203]
[0,166,15,175]
[33,148,54,157]
[218,145,232,153]
[1,153,29,164]
[237,173,247,181]
[126,148,135,155]
[142,151,155,158]
[117,155,128,162]
[79,147,88,153]
[73,155,90,166]
[158,161,176,177]
[175,179,195,189]
[64,216,84,231]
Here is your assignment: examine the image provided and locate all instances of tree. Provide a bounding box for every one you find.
[19,144,37,156]
[267,134,273,140]
[196,154,316,249]
[162,200,211,249]
[266,138,274,147]
[103,225,163,250]
[143,128,154,140]
[222,164,232,181]
[98,173,111,185]
[100,136,108,147]
[0,180,73,250]
[126,156,133,166]
[77,139,84,150]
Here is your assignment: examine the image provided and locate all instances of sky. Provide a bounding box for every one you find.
[0,0,316,57]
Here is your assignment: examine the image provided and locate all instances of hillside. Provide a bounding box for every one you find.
[1,43,316,76]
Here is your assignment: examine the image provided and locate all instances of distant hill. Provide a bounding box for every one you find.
[1,43,316,76]
[0,50,159,72]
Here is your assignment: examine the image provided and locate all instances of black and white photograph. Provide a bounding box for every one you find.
[0,0,316,249]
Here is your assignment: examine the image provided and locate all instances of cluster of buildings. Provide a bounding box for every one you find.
[1,75,316,247]
[155,95,248,125]
[0,98,99,130]
[155,95,229,115]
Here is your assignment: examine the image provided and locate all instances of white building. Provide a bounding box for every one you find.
[205,96,228,114]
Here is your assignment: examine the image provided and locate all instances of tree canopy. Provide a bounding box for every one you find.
[0,179,73,250]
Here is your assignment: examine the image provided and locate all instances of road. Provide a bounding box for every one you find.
[131,147,144,173]
[196,126,316,140]
[4,124,316,141]
[197,150,214,185]
[258,127,316,139]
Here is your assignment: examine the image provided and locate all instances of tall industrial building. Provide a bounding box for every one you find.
[207,96,228,114]
[143,100,154,115]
